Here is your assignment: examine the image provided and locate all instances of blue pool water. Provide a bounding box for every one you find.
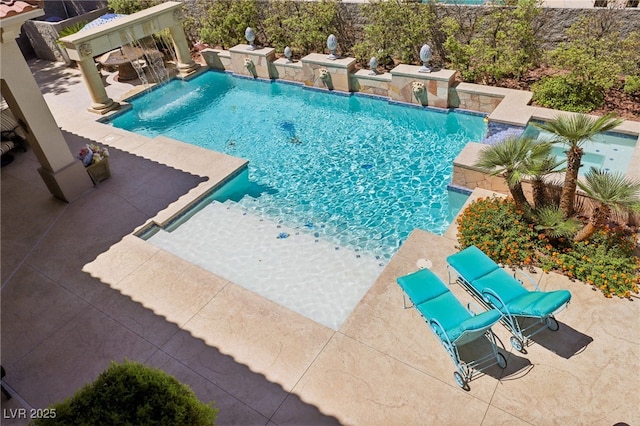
[110,71,486,259]
[522,125,637,176]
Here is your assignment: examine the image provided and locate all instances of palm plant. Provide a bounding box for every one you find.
[534,113,623,218]
[574,167,640,242]
[474,136,549,212]
[533,205,581,240]
[522,142,565,209]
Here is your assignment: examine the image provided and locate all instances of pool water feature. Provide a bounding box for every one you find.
[111,71,485,260]
[522,125,637,176]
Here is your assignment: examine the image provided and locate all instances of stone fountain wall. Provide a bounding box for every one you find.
[201,45,477,111]
[198,44,640,216]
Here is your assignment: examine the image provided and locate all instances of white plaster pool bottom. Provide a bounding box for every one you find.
[146,200,385,330]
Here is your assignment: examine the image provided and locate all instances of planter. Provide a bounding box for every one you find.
[22,7,108,64]
[86,157,110,184]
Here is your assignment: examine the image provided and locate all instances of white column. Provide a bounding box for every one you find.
[77,57,118,114]
[169,23,198,77]
[1,40,93,201]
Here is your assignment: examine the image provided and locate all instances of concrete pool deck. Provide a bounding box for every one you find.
[1,60,639,425]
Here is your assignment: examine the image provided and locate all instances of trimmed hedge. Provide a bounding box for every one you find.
[32,361,217,426]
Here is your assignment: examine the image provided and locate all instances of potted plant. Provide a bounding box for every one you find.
[78,143,110,184]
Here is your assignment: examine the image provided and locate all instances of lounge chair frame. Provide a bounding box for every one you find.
[447,249,570,352]
[398,270,506,390]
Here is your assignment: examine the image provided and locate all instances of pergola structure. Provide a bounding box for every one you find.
[1,0,93,202]
[59,1,198,114]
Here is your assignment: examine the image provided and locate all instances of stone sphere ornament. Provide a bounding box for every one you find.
[284,46,292,63]
[245,27,256,51]
[327,34,338,60]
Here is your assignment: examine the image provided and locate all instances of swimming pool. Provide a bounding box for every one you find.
[522,124,637,176]
[111,71,486,260]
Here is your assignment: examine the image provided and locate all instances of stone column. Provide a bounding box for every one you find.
[1,41,94,202]
[169,23,198,77]
[77,57,118,114]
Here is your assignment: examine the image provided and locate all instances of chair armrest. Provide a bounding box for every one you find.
[513,269,541,292]
[429,318,453,347]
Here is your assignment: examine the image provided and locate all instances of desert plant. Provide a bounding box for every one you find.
[533,113,623,218]
[56,22,87,44]
[474,136,551,212]
[522,141,565,209]
[533,205,581,240]
[574,168,640,242]
[540,15,640,111]
[32,361,218,426]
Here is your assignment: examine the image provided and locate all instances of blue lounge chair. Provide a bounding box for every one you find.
[397,268,506,389]
[447,245,571,352]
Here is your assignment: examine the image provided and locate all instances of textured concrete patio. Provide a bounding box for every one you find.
[1,60,638,425]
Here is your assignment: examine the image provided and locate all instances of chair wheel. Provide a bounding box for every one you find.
[546,316,560,331]
[510,336,524,352]
[453,372,468,390]
[496,352,507,369]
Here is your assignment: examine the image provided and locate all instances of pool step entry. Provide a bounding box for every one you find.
[146,200,385,330]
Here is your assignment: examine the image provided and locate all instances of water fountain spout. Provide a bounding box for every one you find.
[244,58,257,77]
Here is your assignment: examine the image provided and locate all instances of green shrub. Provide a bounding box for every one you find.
[56,22,87,44]
[352,0,435,66]
[263,0,340,57]
[456,196,539,266]
[624,75,640,95]
[198,0,259,49]
[108,0,160,14]
[442,0,542,84]
[537,228,640,298]
[32,361,218,426]
[456,197,640,298]
[531,75,604,113]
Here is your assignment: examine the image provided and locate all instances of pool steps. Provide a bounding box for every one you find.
[146,200,385,330]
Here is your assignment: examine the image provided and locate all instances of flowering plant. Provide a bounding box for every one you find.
[78,143,109,166]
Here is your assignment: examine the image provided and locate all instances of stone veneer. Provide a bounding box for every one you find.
[390,65,456,109]
[229,45,276,79]
[350,69,392,98]
[452,143,510,193]
[271,58,304,83]
[301,53,356,92]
